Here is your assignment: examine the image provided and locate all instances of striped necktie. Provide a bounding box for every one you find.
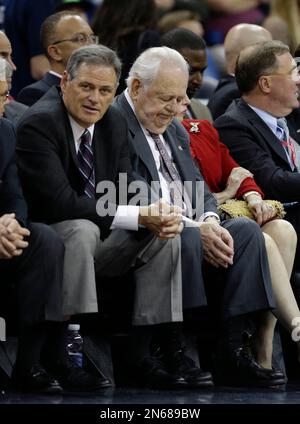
[149,131,183,207]
[77,129,95,198]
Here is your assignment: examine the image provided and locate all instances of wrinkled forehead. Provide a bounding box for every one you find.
[146,67,188,95]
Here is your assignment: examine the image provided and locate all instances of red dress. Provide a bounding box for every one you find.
[181,119,264,199]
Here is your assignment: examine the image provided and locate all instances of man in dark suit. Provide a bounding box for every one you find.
[114,46,284,388]
[17,10,97,106]
[17,44,213,390]
[0,60,108,393]
[208,24,272,120]
[214,40,300,297]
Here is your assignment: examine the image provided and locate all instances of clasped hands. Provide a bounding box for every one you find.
[0,213,30,259]
[138,199,234,269]
[138,199,184,239]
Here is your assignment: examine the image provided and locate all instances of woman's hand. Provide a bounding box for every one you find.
[225,167,253,198]
[247,195,277,226]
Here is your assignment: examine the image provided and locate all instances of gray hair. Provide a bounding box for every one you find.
[236,40,290,94]
[0,57,12,82]
[66,44,122,82]
[126,46,189,90]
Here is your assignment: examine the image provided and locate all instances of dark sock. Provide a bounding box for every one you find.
[158,322,184,356]
[222,315,247,353]
[131,325,155,362]
[16,324,46,373]
[41,321,69,365]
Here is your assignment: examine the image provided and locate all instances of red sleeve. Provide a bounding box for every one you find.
[182,119,264,198]
[218,141,264,199]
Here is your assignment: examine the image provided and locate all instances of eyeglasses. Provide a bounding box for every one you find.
[52,33,99,46]
[0,91,9,103]
[265,66,300,82]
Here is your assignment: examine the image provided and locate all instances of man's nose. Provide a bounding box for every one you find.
[8,57,17,72]
[165,98,178,112]
[88,89,101,102]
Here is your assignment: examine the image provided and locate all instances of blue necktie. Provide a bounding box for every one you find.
[77,129,95,198]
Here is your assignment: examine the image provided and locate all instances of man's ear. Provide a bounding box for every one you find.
[258,75,272,93]
[130,78,142,101]
[47,45,62,62]
[60,70,68,93]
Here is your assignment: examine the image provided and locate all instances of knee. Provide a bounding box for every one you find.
[263,219,297,248]
[262,232,277,254]
[67,219,100,252]
[29,223,65,256]
[181,227,202,254]
[230,217,262,238]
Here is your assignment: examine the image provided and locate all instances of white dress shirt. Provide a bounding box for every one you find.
[68,114,139,231]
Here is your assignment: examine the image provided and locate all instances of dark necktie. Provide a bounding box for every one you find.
[276,118,297,170]
[77,129,95,198]
[149,131,183,207]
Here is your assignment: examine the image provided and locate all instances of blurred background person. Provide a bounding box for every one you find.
[17,10,97,106]
[266,0,300,53]
[208,23,272,120]
[4,0,56,97]
[92,0,160,94]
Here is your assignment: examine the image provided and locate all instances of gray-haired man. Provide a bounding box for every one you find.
[114,46,284,388]
[17,44,214,389]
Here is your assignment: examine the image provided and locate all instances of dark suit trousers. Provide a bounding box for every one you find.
[181,227,207,310]
[203,217,275,320]
[0,223,64,327]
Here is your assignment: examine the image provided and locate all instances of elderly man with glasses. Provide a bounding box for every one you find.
[17,10,98,106]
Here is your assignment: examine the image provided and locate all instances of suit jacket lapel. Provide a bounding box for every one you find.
[164,122,195,185]
[240,100,292,167]
[93,123,110,184]
[63,111,79,168]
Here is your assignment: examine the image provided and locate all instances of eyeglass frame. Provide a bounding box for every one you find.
[52,33,99,46]
[263,64,300,81]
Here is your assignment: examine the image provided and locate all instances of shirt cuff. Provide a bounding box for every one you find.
[243,191,261,200]
[198,212,220,223]
[110,205,140,231]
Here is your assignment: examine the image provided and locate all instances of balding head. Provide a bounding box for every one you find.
[41,11,96,74]
[224,24,272,74]
[0,31,16,90]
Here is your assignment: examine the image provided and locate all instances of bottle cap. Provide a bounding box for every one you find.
[68,324,80,331]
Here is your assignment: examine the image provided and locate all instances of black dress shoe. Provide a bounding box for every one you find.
[11,364,63,394]
[214,347,286,388]
[137,356,187,389]
[46,359,112,392]
[165,348,214,388]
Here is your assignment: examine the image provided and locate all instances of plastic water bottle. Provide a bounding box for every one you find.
[67,324,83,368]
